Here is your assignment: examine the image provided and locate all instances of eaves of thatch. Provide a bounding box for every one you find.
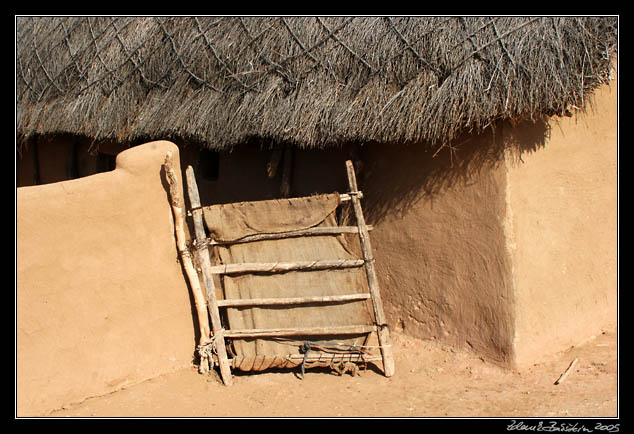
[16,16,618,152]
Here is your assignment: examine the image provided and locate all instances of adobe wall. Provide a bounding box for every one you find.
[505,81,618,367]
[359,131,516,366]
[16,141,197,416]
[357,78,617,368]
[15,78,616,408]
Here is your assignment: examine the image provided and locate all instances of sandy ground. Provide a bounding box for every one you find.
[47,328,618,419]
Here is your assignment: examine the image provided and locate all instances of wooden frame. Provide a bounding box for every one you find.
[183,160,394,385]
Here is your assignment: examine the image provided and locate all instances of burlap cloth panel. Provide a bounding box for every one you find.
[202,194,374,371]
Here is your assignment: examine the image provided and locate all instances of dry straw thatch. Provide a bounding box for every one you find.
[16,16,617,151]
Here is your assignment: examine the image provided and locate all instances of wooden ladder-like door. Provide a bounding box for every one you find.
[185,160,394,385]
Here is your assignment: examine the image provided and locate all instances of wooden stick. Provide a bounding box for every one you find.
[208,225,373,246]
[339,192,363,201]
[228,353,383,371]
[163,152,212,374]
[224,324,377,338]
[185,165,233,386]
[218,293,371,307]
[554,358,579,385]
[280,146,293,197]
[266,148,283,178]
[345,160,395,377]
[209,259,364,275]
[281,353,383,362]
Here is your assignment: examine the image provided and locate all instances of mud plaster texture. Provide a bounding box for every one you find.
[360,79,617,369]
[360,130,515,366]
[505,81,618,367]
[15,82,617,416]
[16,141,197,417]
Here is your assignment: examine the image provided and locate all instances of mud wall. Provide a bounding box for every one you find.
[505,81,618,367]
[358,131,516,365]
[356,78,617,368]
[16,141,197,416]
[15,78,616,411]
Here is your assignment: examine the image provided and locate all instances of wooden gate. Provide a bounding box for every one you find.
[181,160,394,386]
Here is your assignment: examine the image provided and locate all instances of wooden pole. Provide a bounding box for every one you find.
[281,353,383,362]
[217,293,371,307]
[224,324,377,338]
[554,358,579,385]
[267,148,283,178]
[185,165,233,386]
[229,353,384,370]
[280,146,293,197]
[208,225,372,246]
[163,152,212,374]
[340,192,363,201]
[209,259,364,275]
[345,160,395,377]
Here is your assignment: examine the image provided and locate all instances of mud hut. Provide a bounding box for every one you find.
[16,16,618,372]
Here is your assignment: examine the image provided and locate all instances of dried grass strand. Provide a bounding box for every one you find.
[16,16,617,151]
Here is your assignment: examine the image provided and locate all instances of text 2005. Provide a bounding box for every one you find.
[594,423,619,433]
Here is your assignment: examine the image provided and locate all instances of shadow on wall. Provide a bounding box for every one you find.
[358,119,550,225]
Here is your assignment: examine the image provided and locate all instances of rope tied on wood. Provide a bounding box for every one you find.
[163,152,213,375]
[295,339,371,379]
[196,329,225,370]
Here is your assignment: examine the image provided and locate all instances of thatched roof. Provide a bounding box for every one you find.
[16,16,617,151]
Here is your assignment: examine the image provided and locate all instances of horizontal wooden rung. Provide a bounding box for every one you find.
[228,353,383,365]
[228,353,383,371]
[217,293,371,307]
[282,353,383,362]
[208,225,373,246]
[209,259,364,275]
[339,192,363,201]
[224,324,377,338]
